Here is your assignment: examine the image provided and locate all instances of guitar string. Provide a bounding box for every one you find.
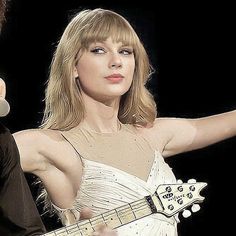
[46,200,150,235]
[78,186,188,227]
[46,187,191,235]
[66,201,151,234]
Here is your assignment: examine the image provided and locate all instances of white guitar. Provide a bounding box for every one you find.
[43,180,207,236]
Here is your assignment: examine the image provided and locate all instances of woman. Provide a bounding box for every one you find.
[14,8,236,235]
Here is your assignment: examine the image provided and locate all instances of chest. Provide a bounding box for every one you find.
[62,130,157,182]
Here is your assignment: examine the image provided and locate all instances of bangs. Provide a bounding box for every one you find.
[79,11,138,49]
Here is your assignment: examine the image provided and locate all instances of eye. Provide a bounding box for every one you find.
[90,47,106,54]
[119,48,133,55]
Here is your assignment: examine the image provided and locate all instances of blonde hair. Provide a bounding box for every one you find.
[41,8,157,130]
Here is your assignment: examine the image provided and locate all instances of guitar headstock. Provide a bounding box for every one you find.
[153,180,207,217]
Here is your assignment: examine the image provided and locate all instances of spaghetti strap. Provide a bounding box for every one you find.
[60,131,84,164]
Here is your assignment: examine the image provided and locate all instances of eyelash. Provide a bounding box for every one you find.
[90,47,133,55]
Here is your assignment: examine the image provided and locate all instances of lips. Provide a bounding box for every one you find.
[104,74,124,83]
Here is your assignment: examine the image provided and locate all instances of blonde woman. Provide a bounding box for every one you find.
[14,8,236,235]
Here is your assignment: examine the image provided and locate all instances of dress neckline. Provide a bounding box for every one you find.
[72,121,124,136]
[81,150,160,185]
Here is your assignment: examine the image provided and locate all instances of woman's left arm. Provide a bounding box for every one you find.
[160,110,236,157]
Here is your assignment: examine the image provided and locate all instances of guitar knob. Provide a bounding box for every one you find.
[177,179,183,184]
[182,209,191,218]
[191,204,200,212]
[187,178,196,183]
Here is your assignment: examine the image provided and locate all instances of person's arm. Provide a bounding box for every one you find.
[0,128,46,236]
[156,110,236,157]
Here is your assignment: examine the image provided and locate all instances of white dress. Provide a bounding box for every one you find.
[50,124,178,236]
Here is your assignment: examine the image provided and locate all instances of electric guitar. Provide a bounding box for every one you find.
[43,180,207,236]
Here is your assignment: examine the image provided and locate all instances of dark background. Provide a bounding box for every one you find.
[0,0,235,235]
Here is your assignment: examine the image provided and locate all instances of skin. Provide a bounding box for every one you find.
[7,36,236,234]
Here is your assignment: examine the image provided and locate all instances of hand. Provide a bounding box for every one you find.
[80,207,118,236]
[92,225,118,236]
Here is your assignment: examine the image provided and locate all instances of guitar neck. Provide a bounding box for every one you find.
[44,195,160,236]
[43,181,207,235]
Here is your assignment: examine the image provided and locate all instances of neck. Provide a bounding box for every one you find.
[79,92,121,133]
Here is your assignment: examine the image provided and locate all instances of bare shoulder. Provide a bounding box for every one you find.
[130,118,172,153]
[132,118,192,154]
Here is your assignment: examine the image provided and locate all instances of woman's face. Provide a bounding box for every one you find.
[74,37,135,102]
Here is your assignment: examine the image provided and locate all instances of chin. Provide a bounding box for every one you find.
[108,85,130,94]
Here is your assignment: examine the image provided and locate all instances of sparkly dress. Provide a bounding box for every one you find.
[52,124,178,236]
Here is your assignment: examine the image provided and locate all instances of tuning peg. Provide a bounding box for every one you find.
[177,179,183,184]
[187,178,196,183]
[182,209,191,218]
[191,204,201,213]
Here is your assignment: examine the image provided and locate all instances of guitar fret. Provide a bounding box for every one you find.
[52,228,70,236]
[128,203,137,219]
[102,210,122,228]
[116,204,136,225]
[101,213,108,226]
[115,209,123,224]
[88,219,95,231]
[89,215,104,227]
[66,224,81,234]
[77,220,94,235]
[131,198,152,219]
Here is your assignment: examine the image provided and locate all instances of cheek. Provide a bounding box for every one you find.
[76,60,96,81]
[127,60,135,78]
[76,58,100,81]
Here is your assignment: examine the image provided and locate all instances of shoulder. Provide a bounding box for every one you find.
[126,118,171,153]
[132,117,173,137]
[131,118,193,153]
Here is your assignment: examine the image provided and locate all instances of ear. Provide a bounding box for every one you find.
[73,66,79,78]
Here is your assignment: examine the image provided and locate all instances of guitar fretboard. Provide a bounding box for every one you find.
[43,181,207,235]
[44,196,158,236]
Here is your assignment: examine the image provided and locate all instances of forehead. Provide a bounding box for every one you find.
[78,18,138,50]
[81,34,137,51]
[89,37,131,47]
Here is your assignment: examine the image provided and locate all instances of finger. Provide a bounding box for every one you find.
[79,207,93,220]
[95,225,118,235]
[92,229,118,236]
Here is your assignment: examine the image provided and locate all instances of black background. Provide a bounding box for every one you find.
[0,0,235,235]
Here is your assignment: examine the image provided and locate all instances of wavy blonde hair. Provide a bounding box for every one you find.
[41,8,157,130]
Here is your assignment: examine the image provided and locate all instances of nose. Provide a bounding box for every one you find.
[108,53,122,69]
